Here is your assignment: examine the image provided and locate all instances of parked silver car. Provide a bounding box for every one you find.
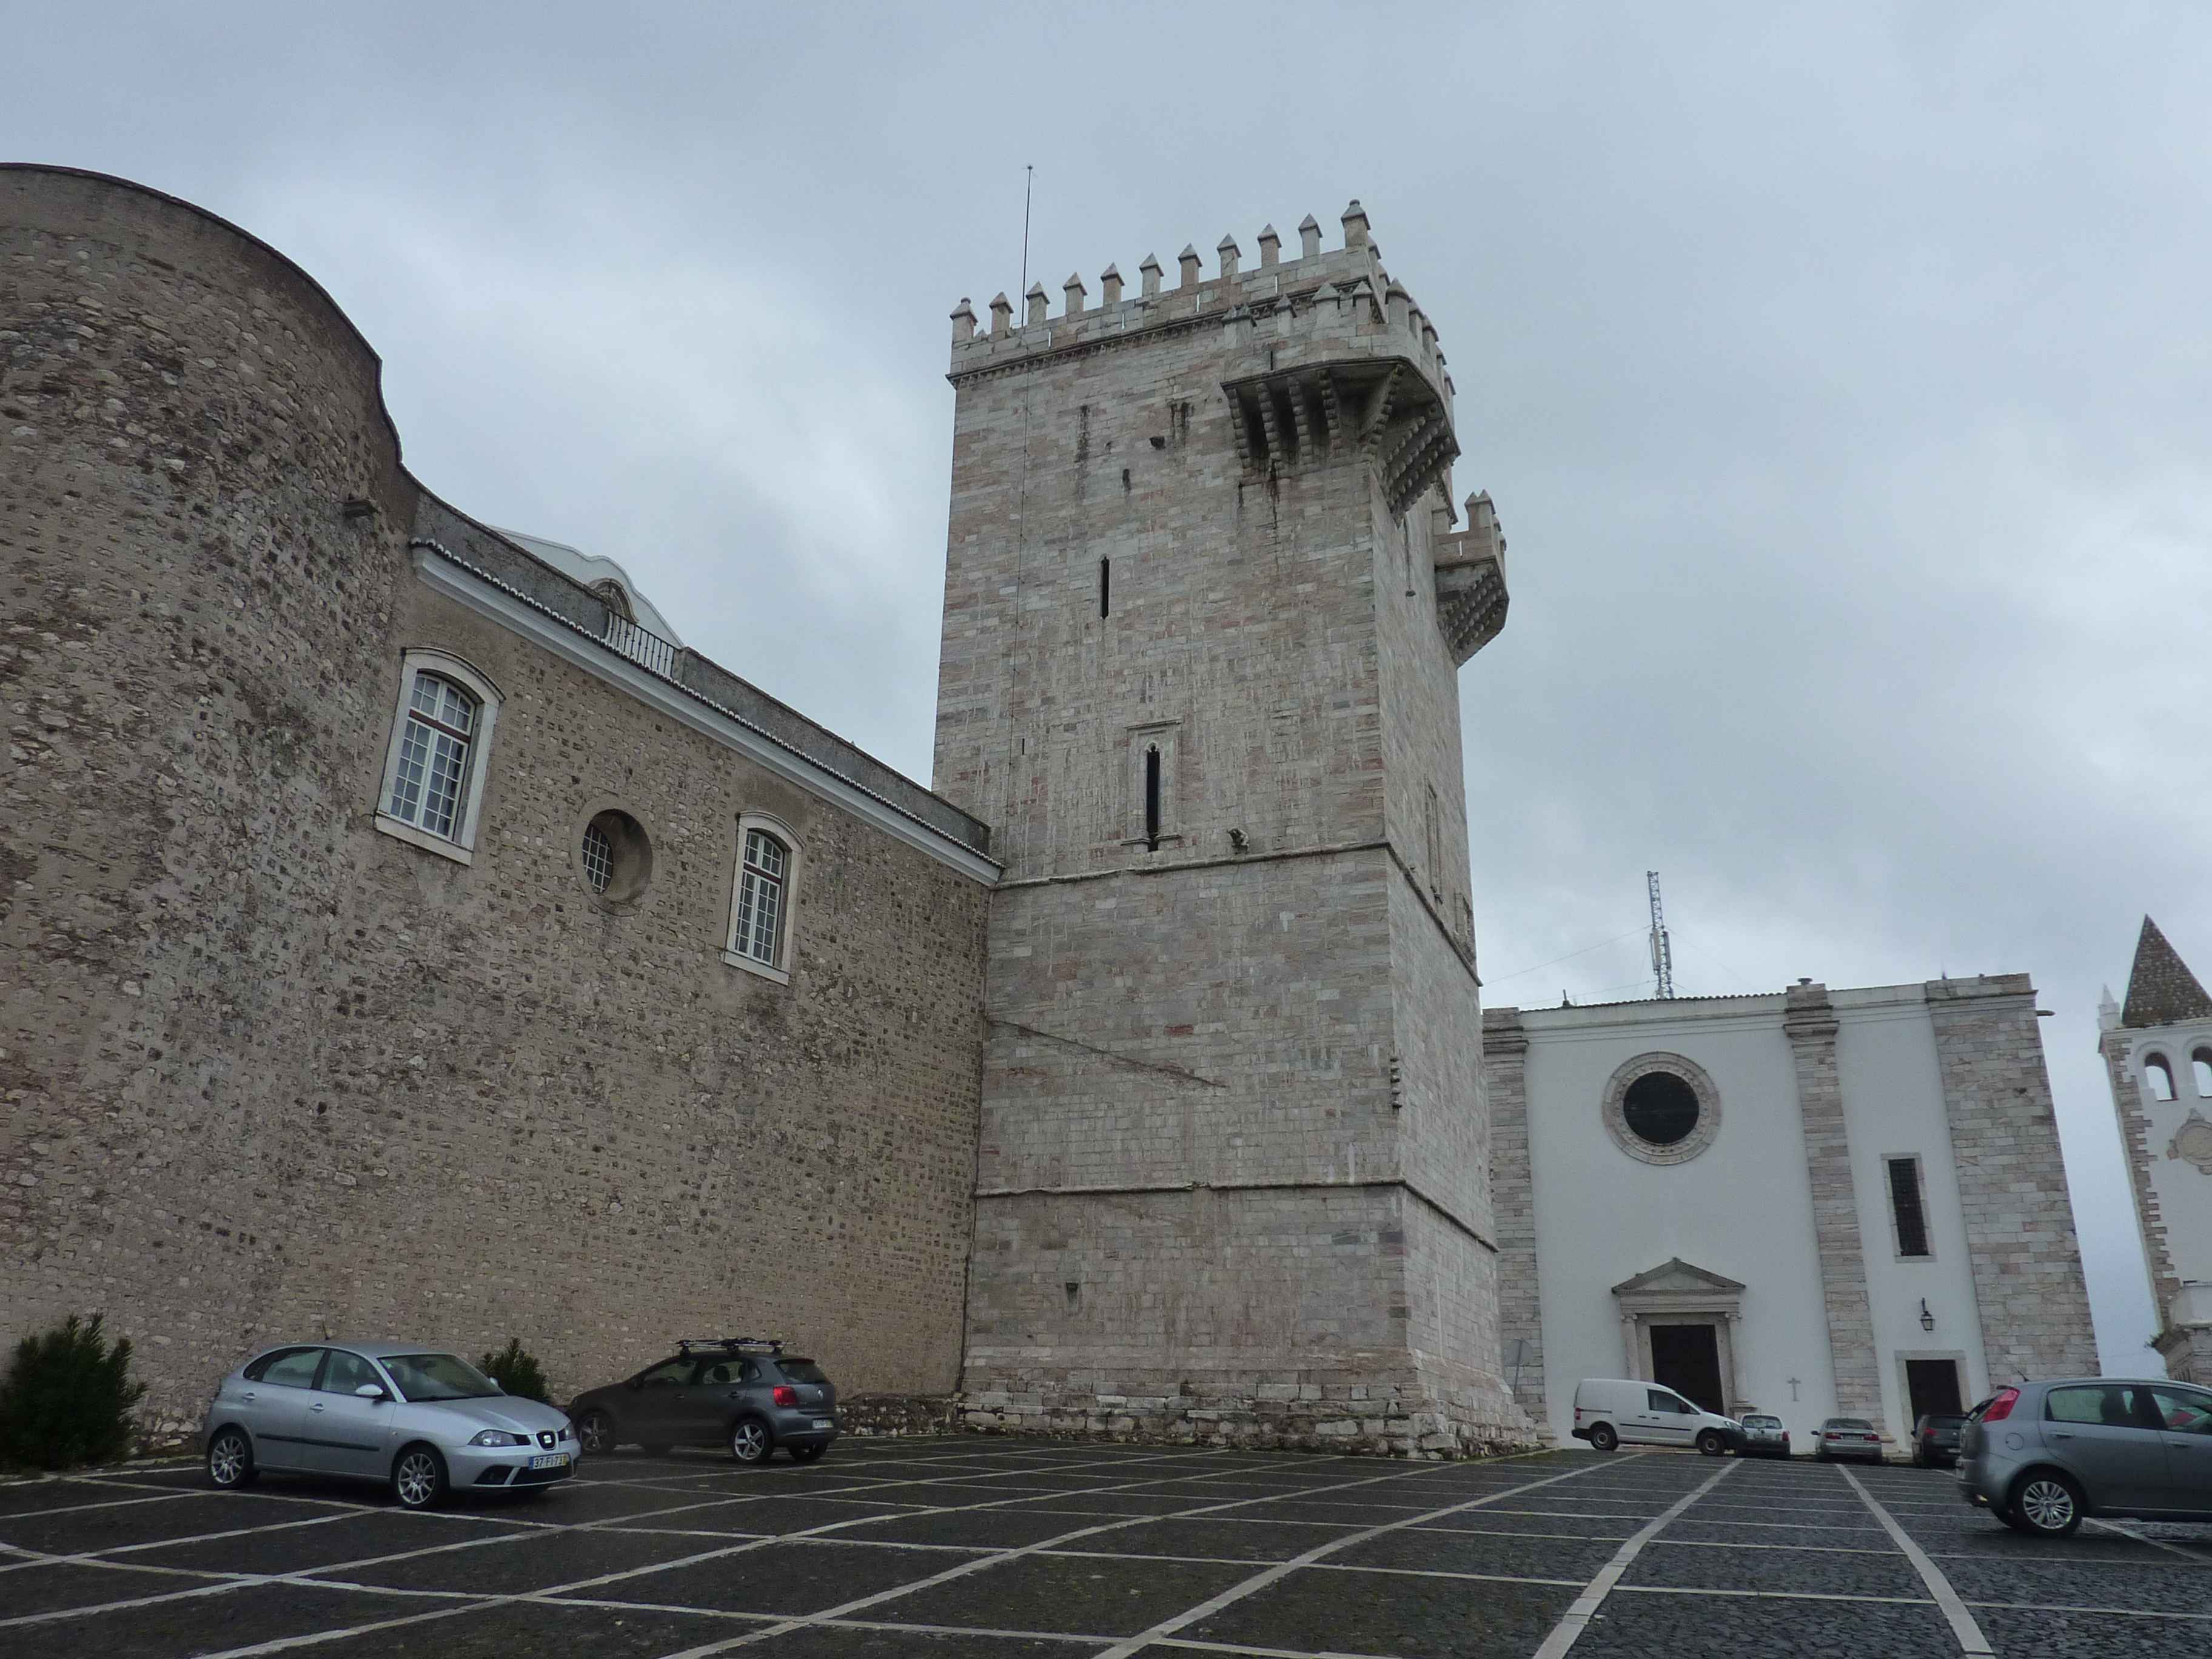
[201,1342,578,1509]
[1956,1376,2212,1538]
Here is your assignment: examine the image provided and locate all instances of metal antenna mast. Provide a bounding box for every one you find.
[1647,870,1675,999]
[1019,165,1033,303]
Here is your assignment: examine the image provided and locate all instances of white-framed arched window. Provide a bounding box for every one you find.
[2194,1047,2212,1099]
[722,813,800,984]
[374,650,500,865]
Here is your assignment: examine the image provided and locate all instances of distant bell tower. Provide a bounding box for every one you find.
[933,202,1523,1449]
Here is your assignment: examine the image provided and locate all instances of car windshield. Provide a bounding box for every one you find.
[777,1359,830,1385]
[1828,1418,1872,1430]
[381,1352,500,1402]
[1743,1416,1781,1428]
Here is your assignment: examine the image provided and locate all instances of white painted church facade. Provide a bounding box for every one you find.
[1486,973,2099,1450]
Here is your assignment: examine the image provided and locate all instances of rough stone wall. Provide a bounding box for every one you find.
[1783,984,1884,1419]
[1481,1008,1546,1420]
[1926,975,2099,1382]
[2156,1326,2212,1386]
[1,167,990,1423]
[935,226,1523,1443]
[2101,1031,2182,1329]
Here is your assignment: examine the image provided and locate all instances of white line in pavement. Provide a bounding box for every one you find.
[1527,1458,1737,1659]
[663,1450,1608,1659]
[1078,1456,1640,1659]
[2086,1517,2212,1564]
[79,1445,1387,1657]
[1835,1462,1992,1657]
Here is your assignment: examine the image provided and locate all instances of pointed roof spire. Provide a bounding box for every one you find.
[2120,916,2212,1028]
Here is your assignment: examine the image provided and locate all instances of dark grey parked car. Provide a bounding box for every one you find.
[568,1338,839,1464]
[1957,1376,2212,1538]
[1911,1412,1967,1468]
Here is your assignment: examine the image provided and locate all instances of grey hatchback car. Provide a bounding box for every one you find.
[202,1343,578,1509]
[568,1338,839,1464]
[1957,1376,2212,1538]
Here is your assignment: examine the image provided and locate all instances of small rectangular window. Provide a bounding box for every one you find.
[1887,1156,1931,1258]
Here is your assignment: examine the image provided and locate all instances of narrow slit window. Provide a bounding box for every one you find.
[1099,557,1110,619]
[1144,746,1161,851]
[2194,1048,2212,1098]
[1886,1156,1931,1258]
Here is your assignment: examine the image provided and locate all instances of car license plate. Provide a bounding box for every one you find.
[530,1453,569,1470]
[812,1419,833,1431]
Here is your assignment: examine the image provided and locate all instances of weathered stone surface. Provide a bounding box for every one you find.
[1785,984,1883,1420]
[932,215,1525,1447]
[1926,975,2098,1382]
[0,166,991,1422]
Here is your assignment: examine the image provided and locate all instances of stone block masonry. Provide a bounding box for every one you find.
[1,166,991,1421]
[935,204,1528,1451]
[1926,975,2098,1383]
[1785,984,1883,1421]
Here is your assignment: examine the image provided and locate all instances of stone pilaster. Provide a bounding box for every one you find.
[2100,1029,2183,1326]
[1483,1007,1546,1422]
[1926,976,2099,1382]
[1785,983,1883,1419]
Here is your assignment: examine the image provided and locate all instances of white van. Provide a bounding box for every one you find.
[1571,1378,1742,1455]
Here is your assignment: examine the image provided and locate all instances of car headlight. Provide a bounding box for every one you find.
[469,1430,528,1447]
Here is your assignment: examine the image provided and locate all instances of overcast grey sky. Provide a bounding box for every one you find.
[12,2,2207,1370]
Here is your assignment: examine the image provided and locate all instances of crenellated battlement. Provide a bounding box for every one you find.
[946,199,1455,421]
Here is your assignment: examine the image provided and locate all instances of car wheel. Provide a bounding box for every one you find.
[391,1444,449,1511]
[1587,1423,1618,1453]
[729,1418,773,1465]
[575,1411,615,1456]
[206,1427,258,1490]
[1696,1430,1726,1456]
[788,1443,826,1464]
[2011,1471,2083,1539]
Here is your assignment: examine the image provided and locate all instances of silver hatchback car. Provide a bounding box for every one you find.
[1956,1376,2212,1538]
[202,1342,578,1509]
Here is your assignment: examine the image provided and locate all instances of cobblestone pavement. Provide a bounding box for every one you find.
[1,1437,2205,1657]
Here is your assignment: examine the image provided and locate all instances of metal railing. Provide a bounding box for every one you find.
[603,612,677,678]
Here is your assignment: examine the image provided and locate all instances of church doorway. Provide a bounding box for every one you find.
[1905,1358,1966,1421]
[1650,1324,1726,1416]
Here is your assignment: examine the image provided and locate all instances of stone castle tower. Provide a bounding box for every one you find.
[932,204,1525,1447]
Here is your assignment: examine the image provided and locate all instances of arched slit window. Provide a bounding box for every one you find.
[2194,1048,2212,1099]
[388,674,475,839]
[2145,1052,2177,1102]
[1144,745,1161,851]
[733,828,789,967]
[1099,557,1111,618]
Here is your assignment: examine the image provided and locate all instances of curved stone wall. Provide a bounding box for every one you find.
[2,169,993,1431]
[2,167,416,1421]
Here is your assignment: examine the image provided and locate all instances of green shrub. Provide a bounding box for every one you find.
[0,1313,149,1470]
[478,1338,550,1403]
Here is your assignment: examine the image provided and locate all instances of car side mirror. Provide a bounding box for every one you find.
[488,1379,503,1393]
[354,1384,387,1401]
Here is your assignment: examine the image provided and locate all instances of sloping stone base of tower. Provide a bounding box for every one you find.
[960,1185,1534,1457]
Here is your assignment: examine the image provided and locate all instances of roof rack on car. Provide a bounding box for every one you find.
[675,1336,783,1354]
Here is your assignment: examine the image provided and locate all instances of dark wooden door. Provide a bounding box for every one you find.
[1906,1359,1965,1420]
[1651,1324,1726,1416]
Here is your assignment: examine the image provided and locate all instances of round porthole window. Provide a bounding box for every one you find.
[578,808,652,908]
[1603,1053,1721,1165]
